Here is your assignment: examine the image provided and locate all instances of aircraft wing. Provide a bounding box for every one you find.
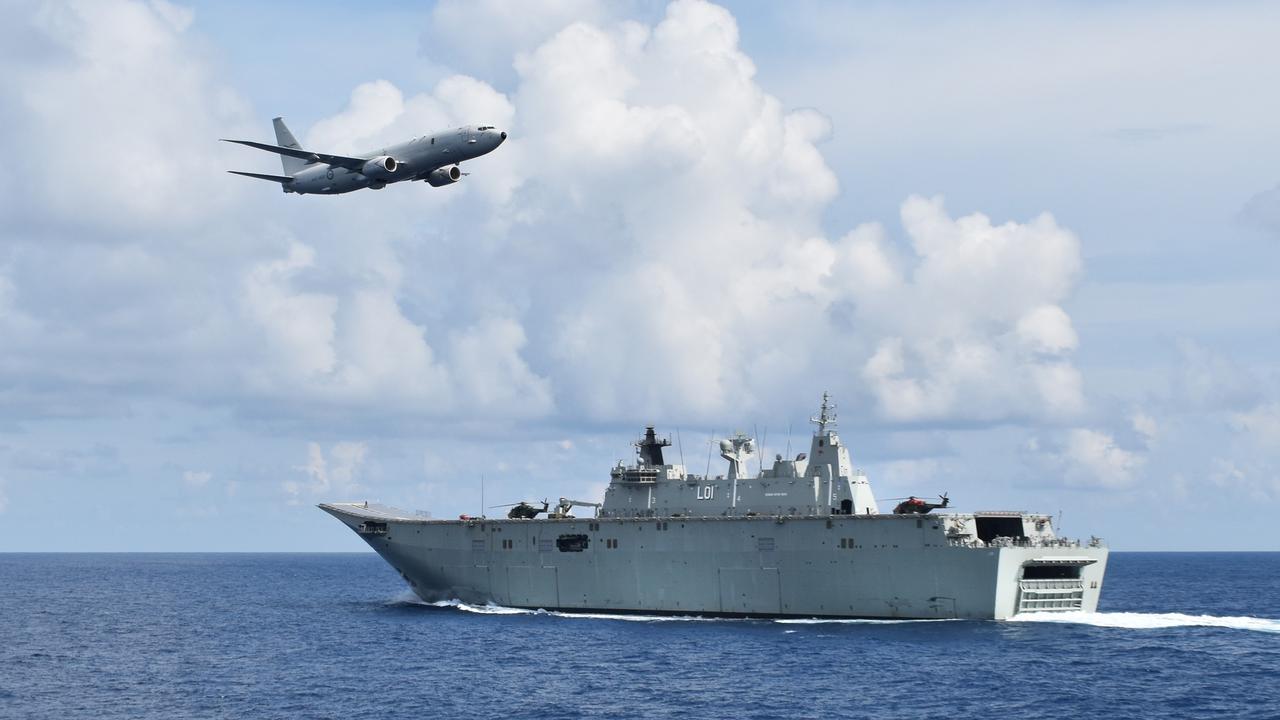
[220,138,367,170]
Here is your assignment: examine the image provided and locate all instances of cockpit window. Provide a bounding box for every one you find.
[478,126,493,131]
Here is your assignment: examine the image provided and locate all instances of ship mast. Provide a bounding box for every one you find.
[811,391,836,434]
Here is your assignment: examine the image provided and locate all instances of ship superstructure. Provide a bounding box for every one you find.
[602,396,877,519]
[322,394,1107,620]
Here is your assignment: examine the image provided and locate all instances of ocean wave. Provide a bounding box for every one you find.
[1009,611,1280,634]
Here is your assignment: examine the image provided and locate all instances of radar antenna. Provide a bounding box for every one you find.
[810,392,837,433]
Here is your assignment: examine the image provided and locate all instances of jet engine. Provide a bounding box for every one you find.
[425,165,462,187]
[361,156,399,180]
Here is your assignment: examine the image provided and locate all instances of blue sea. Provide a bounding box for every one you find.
[2,553,1277,719]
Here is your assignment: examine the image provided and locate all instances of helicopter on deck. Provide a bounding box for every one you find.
[888,494,950,515]
[491,500,550,519]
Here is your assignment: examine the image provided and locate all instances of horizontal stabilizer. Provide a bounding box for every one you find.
[220,138,366,170]
[228,170,294,184]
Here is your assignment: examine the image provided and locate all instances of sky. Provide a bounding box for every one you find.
[1,0,1278,551]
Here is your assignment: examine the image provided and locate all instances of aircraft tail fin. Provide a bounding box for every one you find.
[272,117,306,176]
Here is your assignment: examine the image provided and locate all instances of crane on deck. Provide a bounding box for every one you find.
[550,497,602,519]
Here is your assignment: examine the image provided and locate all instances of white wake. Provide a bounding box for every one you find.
[425,599,718,622]
[395,594,1279,632]
[774,617,956,625]
[398,595,956,624]
[425,599,532,616]
[1009,611,1280,634]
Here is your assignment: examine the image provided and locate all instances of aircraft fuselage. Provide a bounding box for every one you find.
[288,125,505,195]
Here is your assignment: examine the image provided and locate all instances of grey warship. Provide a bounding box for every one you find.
[321,394,1108,620]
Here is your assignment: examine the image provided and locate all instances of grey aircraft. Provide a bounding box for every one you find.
[223,117,506,195]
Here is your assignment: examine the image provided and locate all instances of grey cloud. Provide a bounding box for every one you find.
[1105,123,1209,144]
[1240,184,1280,235]
[1174,339,1263,412]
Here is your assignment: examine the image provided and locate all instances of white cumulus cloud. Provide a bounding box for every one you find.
[1061,428,1144,488]
[1131,411,1158,446]
[2,0,251,230]
[839,197,1084,422]
[284,441,368,503]
[424,0,615,82]
[1208,458,1277,502]
[1229,404,1280,446]
[0,0,1095,433]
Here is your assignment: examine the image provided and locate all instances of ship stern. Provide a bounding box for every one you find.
[992,546,1109,619]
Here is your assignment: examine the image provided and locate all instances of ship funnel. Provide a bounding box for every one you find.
[636,426,671,466]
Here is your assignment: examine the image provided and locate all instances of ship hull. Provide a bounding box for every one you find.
[322,505,1107,620]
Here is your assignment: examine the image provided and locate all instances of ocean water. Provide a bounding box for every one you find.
[2,553,1277,719]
